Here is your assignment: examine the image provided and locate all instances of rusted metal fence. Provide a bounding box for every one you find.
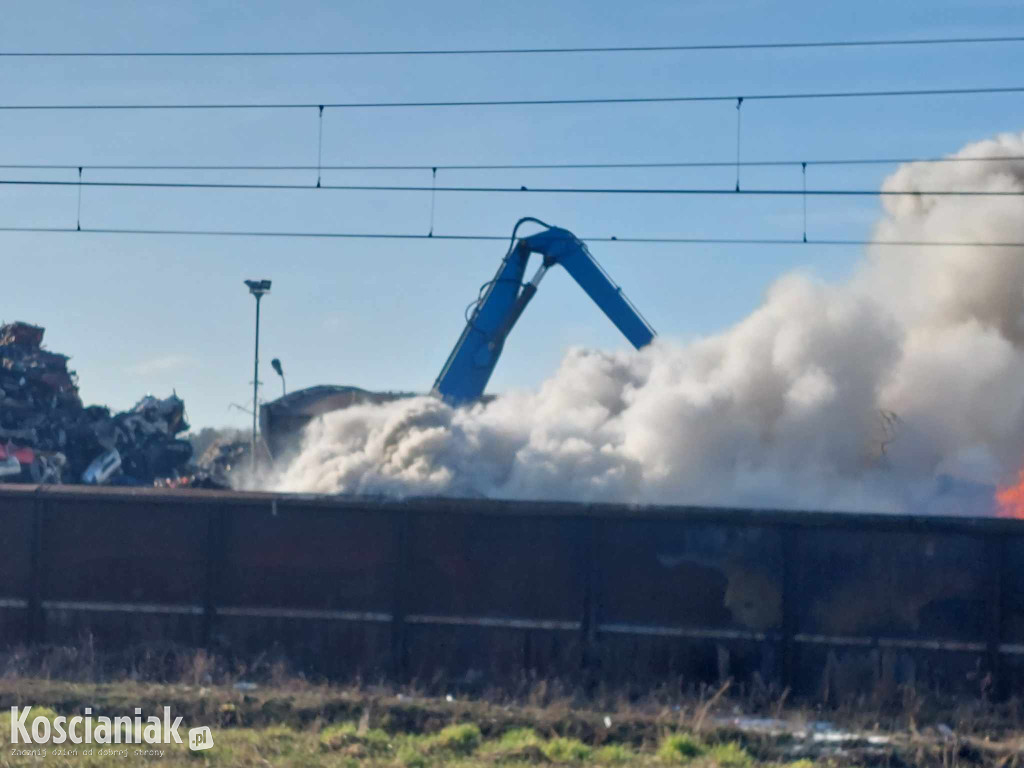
[0,485,1021,695]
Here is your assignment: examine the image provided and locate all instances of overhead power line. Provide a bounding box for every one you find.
[1,177,1020,196]
[0,85,1021,110]
[1,35,1022,57]
[0,225,1022,247]
[0,155,1021,172]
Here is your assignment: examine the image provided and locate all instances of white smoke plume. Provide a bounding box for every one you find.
[273,133,1024,513]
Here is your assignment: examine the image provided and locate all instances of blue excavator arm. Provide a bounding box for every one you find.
[432,218,656,404]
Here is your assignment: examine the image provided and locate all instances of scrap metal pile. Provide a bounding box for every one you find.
[0,321,194,485]
[156,438,249,489]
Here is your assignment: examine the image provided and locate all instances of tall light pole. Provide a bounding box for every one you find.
[244,279,271,478]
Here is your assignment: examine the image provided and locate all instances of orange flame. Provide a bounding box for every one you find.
[995,468,1024,519]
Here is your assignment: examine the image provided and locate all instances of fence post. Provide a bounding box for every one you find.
[985,534,1004,699]
[27,490,44,644]
[580,514,601,683]
[780,524,798,691]
[202,504,224,648]
[391,508,411,682]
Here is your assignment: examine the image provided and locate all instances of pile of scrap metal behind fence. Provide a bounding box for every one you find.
[0,321,194,485]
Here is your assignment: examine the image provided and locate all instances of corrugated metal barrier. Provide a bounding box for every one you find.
[1,485,1022,696]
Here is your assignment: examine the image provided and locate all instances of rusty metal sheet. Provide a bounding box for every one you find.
[1004,535,1024,644]
[0,493,34,601]
[40,499,207,605]
[406,512,587,620]
[0,606,28,647]
[217,501,396,612]
[2,485,1023,696]
[599,520,783,632]
[791,529,988,641]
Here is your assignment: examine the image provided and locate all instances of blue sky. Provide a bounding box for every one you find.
[3,0,1024,429]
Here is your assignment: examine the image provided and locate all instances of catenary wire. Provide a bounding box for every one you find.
[0,85,1021,110]
[0,178,1019,196]
[1,35,1023,57]
[0,155,1022,172]
[0,225,1021,247]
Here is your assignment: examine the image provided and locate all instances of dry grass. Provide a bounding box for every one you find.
[0,675,1020,767]
[1,642,1023,766]
[0,706,781,768]
[2,640,1021,732]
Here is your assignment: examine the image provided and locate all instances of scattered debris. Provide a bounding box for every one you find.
[195,439,248,487]
[0,321,194,486]
[0,450,22,478]
[82,447,121,485]
[154,437,250,490]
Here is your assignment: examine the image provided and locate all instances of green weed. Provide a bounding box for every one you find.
[542,736,592,762]
[432,722,482,755]
[706,741,753,768]
[657,732,706,763]
[594,743,635,764]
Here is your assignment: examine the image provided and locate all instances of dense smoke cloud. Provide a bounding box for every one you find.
[272,133,1024,513]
